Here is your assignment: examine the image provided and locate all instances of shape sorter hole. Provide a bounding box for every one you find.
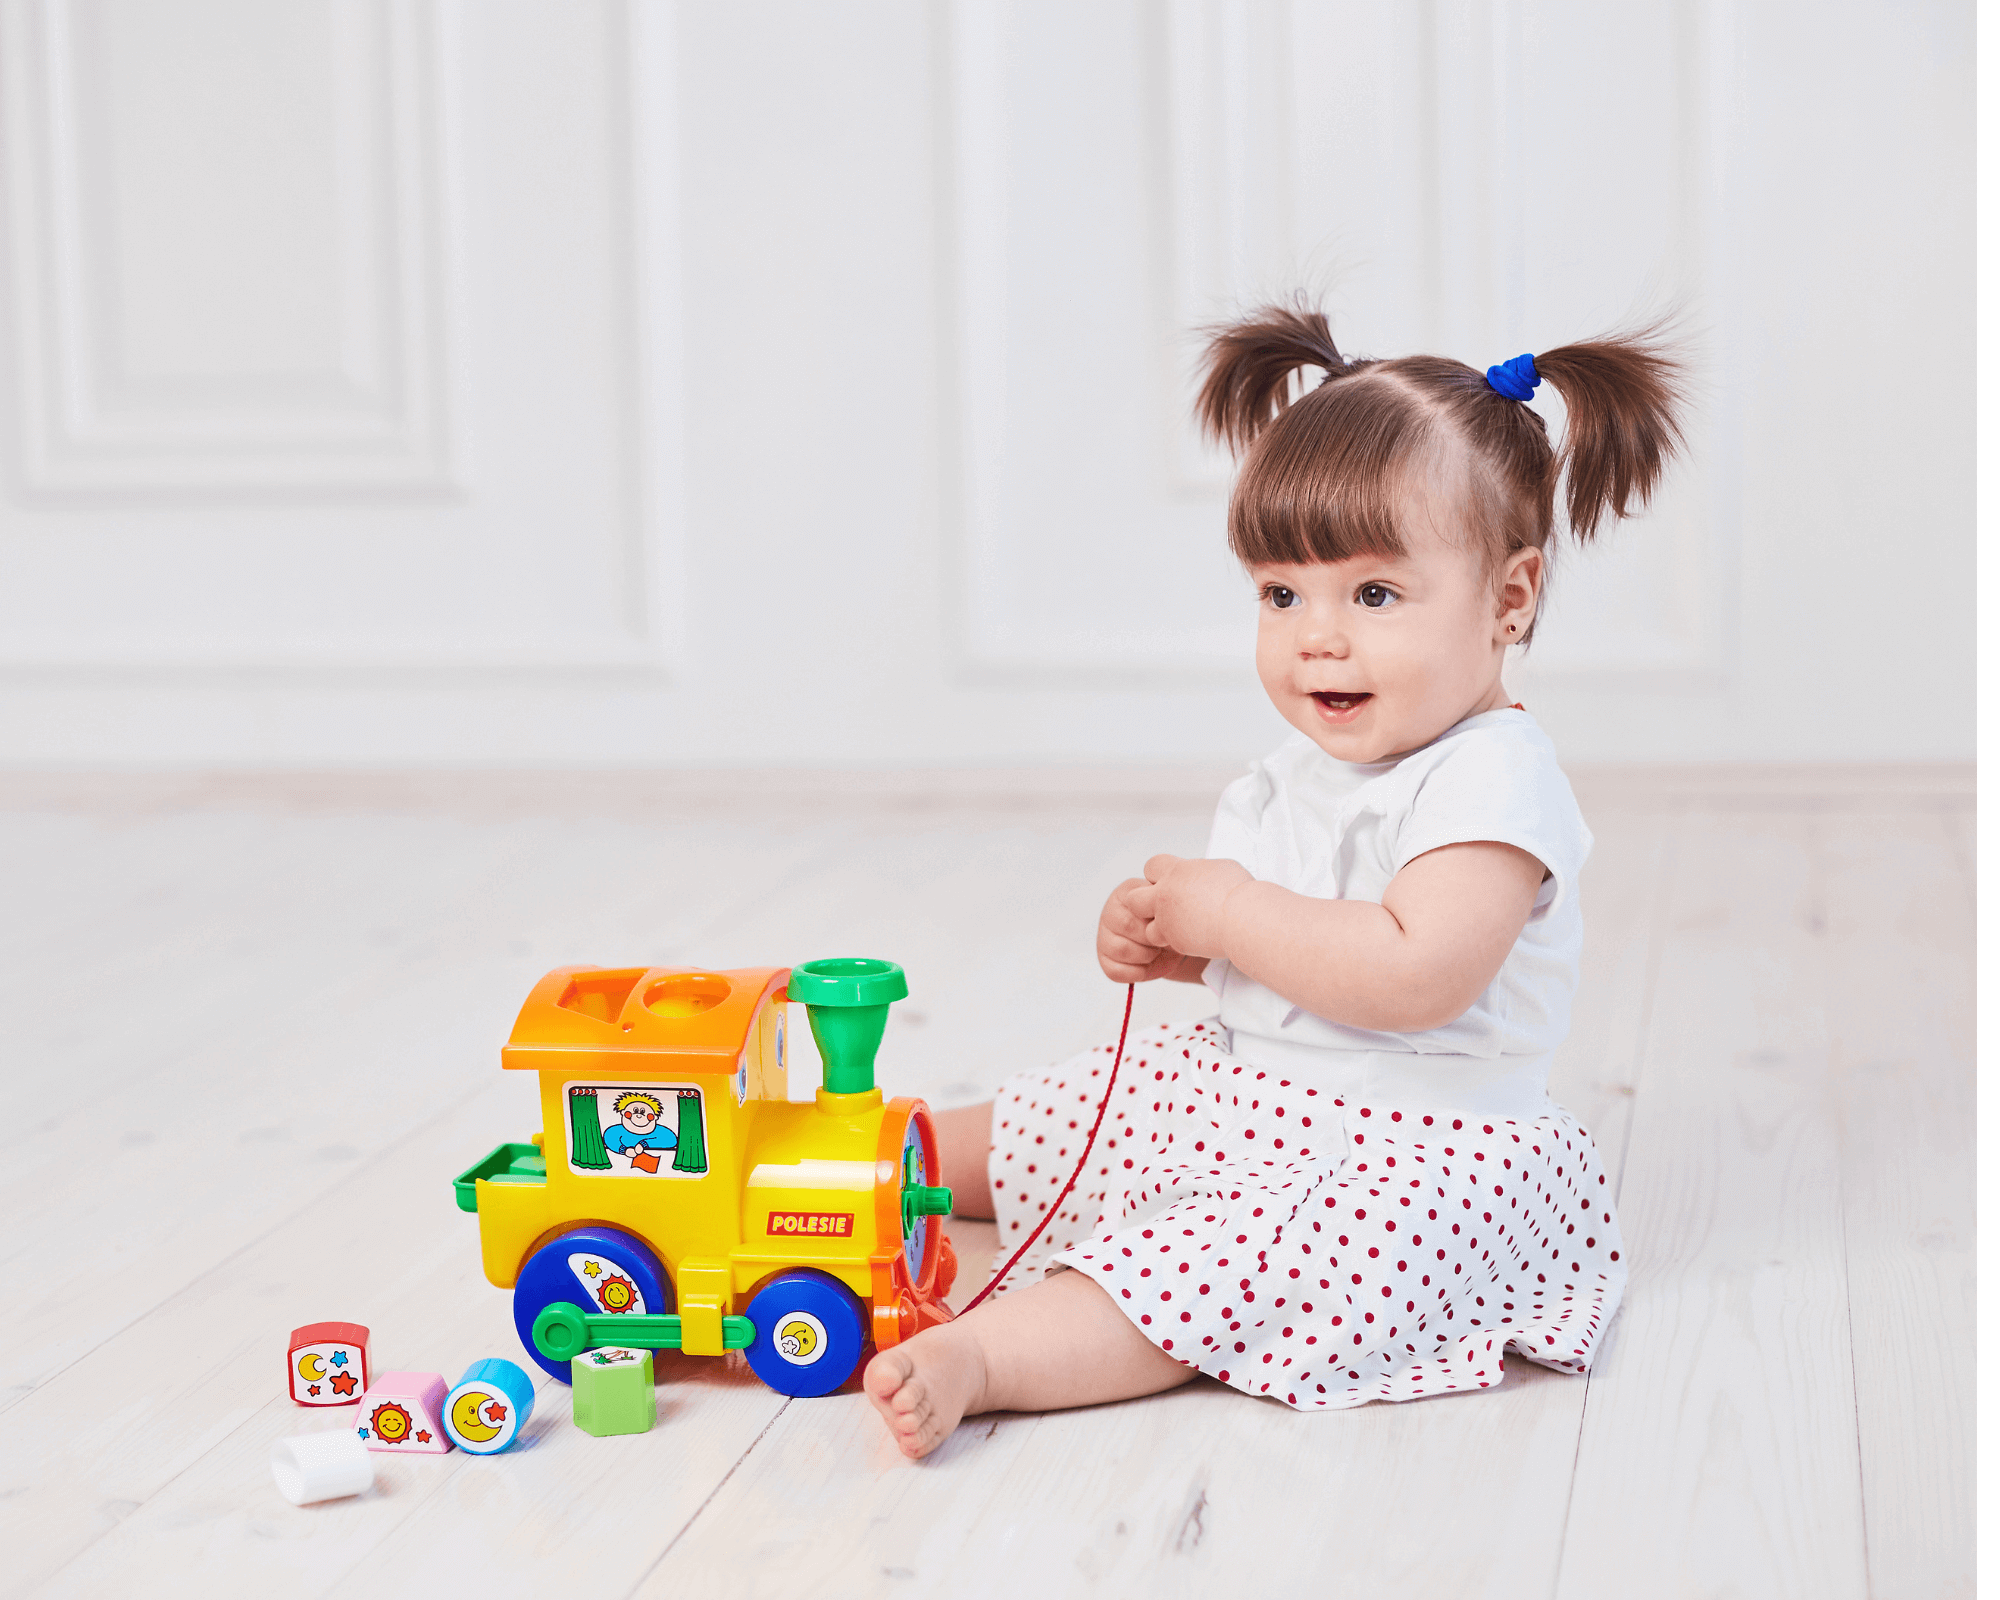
[644,973,732,1018]
[557,970,647,1024]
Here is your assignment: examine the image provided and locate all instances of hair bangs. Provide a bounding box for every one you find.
[1225,373,1438,567]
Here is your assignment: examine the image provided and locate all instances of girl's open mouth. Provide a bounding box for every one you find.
[1310,691,1373,720]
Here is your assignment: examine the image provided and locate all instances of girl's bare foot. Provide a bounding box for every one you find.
[863,1323,989,1460]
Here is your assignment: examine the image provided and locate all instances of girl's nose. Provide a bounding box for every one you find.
[1298,613,1350,658]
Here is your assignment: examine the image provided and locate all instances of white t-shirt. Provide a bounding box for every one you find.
[1201,707,1591,1113]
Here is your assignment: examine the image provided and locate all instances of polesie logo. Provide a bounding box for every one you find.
[767,1211,855,1237]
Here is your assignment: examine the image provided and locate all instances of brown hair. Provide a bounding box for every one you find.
[1195,299,1687,639]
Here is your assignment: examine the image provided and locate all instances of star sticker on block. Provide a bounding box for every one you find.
[582,1260,602,1277]
[415,1430,432,1444]
[357,1427,370,1440]
[308,1384,321,1397]
[329,1370,359,1396]
[329,1350,350,1367]
[485,1401,508,1423]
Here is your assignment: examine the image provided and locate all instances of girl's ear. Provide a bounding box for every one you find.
[1496,546,1543,641]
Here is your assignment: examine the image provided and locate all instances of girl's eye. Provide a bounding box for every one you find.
[1357,583,1398,609]
[1263,585,1300,610]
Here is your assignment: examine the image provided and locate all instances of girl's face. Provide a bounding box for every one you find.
[1251,519,1540,765]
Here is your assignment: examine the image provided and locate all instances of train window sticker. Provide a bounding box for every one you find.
[564,1082,708,1177]
[732,1052,748,1107]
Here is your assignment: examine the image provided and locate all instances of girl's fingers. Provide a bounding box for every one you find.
[1099,931,1162,967]
[1099,945,1159,981]
[1103,903,1152,940]
[1143,854,1182,883]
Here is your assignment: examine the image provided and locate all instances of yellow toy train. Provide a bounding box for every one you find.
[451,958,957,1398]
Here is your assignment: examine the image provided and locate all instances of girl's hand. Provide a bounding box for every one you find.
[1130,855,1254,961]
[1097,877,1191,983]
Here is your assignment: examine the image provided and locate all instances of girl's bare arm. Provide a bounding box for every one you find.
[1130,842,1544,1034]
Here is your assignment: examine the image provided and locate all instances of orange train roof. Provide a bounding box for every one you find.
[501,965,789,1071]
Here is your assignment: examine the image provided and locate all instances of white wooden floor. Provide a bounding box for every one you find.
[0,765,1972,1600]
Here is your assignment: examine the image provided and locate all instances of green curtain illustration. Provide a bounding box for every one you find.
[672,1090,707,1173]
[569,1087,611,1170]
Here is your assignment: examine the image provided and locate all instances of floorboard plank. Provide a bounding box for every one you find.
[1818,810,1974,1598]
[1555,810,1868,1600]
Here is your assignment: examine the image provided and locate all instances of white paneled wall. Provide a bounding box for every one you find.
[0,0,1971,766]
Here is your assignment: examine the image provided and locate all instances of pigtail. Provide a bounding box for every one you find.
[1197,299,1360,456]
[1532,327,1688,541]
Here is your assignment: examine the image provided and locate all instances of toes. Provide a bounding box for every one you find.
[863,1350,914,1402]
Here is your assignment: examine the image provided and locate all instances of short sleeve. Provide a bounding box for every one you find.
[1390,725,1593,919]
[1204,763,1271,872]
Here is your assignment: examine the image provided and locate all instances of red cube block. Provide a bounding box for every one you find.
[288,1321,370,1407]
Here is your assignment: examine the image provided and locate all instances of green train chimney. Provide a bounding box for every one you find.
[787,957,908,1097]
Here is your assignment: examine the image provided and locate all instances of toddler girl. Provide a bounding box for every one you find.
[863,301,1685,1458]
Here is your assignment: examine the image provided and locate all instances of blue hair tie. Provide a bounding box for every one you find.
[1485,352,1540,401]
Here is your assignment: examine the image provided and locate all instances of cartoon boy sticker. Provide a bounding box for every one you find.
[603,1092,677,1173]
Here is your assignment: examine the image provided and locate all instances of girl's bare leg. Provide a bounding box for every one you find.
[934,1101,995,1220]
[863,1268,1195,1459]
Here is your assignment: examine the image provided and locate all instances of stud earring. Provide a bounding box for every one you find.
[1506,624,1518,635]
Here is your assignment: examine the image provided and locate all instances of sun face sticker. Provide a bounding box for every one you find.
[369,1400,414,1444]
[596,1273,637,1313]
[566,1254,646,1315]
[773,1311,828,1367]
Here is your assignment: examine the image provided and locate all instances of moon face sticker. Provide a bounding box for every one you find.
[773,1311,828,1367]
[443,1382,520,1453]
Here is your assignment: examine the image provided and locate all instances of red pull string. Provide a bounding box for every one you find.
[958,983,1136,1315]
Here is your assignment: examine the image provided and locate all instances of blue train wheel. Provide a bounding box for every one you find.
[512,1226,671,1384]
[743,1272,868,1398]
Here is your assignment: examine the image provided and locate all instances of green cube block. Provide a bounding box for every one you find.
[570,1347,655,1437]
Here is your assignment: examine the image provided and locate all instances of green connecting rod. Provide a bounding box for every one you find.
[531,1302,754,1364]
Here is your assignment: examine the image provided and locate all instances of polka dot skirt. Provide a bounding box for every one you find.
[989,1021,1626,1411]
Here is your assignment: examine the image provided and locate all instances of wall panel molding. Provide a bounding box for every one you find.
[0,0,682,683]
[941,0,1271,685]
[1493,0,1741,686]
[1164,0,1294,490]
[941,0,1741,688]
[1,0,458,494]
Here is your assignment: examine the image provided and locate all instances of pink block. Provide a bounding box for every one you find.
[356,1371,453,1455]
